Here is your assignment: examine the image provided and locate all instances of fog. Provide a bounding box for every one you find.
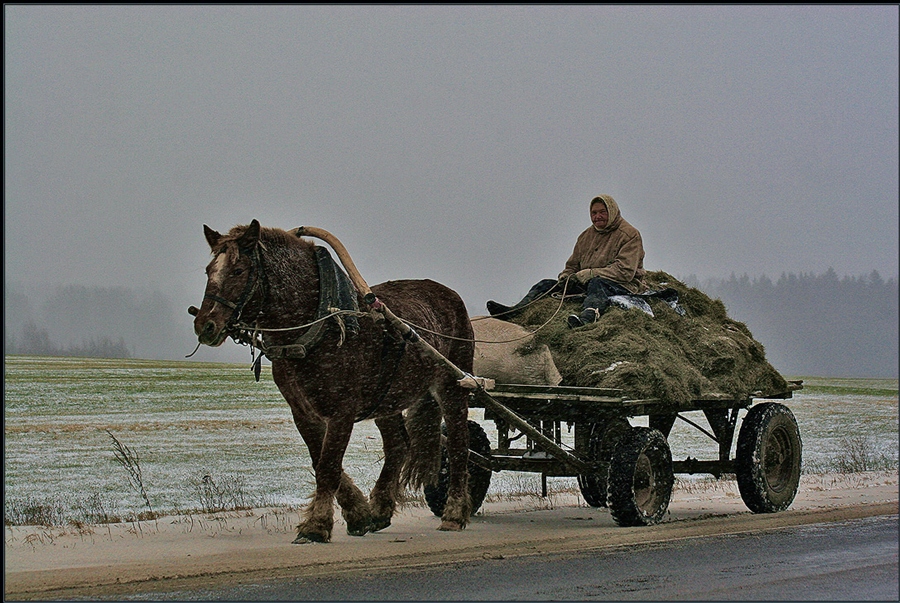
[4,6,898,370]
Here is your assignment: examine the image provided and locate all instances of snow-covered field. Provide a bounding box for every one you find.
[4,356,897,523]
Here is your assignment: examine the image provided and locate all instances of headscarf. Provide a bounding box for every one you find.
[590,195,622,233]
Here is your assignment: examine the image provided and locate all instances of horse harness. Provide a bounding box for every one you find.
[215,241,409,418]
[257,246,361,362]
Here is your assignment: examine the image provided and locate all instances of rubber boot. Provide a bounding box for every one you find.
[567,307,602,329]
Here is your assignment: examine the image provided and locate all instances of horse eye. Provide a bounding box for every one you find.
[232,268,244,276]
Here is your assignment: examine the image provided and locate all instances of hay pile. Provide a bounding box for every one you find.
[510,271,788,405]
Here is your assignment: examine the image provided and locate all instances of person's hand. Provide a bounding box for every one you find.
[575,268,595,284]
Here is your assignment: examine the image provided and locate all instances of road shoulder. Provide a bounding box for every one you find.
[5,471,898,600]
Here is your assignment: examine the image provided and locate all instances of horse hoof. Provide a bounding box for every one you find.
[346,523,372,537]
[293,532,329,544]
[370,517,391,533]
[438,520,464,532]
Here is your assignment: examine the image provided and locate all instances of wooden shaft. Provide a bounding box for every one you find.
[294,226,376,304]
[472,389,591,473]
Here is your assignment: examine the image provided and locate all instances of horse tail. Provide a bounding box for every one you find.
[401,395,442,490]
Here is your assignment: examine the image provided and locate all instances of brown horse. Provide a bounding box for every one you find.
[192,220,475,543]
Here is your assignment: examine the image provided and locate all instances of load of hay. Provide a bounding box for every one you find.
[509,271,788,406]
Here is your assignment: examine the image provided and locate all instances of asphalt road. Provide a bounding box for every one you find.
[125,514,898,601]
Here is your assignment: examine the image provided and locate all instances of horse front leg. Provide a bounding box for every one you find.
[431,384,473,531]
[275,367,373,541]
[369,413,409,532]
[294,416,363,544]
[286,411,372,540]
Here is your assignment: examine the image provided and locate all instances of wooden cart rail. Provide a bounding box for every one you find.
[472,381,801,424]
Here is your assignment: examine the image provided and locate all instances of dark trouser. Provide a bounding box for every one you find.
[488,276,630,320]
[579,277,631,315]
[487,279,557,319]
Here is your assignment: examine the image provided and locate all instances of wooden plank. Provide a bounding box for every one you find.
[473,384,798,423]
[490,383,624,398]
[487,391,624,404]
[621,398,661,406]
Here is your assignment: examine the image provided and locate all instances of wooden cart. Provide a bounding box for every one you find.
[425,380,804,527]
[291,227,804,529]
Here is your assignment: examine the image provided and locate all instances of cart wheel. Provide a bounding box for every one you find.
[608,427,674,526]
[735,402,802,513]
[425,420,493,517]
[577,418,631,507]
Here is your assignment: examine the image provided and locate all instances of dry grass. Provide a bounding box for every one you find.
[512,271,789,404]
[803,435,898,474]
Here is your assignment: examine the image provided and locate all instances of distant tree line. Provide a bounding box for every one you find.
[4,270,899,377]
[686,269,898,379]
[7,321,131,358]
[4,283,187,361]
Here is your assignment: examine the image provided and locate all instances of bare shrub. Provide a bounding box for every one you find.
[832,435,897,473]
[805,435,898,474]
[73,492,121,524]
[4,494,67,527]
[5,492,122,529]
[107,430,156,520]
[188,472,251,513]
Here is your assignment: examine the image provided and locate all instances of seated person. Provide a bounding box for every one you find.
[487,194,648,328]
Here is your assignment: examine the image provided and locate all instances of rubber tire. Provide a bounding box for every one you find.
[607,427,674,527]
[735,402,802,513]
[425,420,493,517]
[577,418,631,508]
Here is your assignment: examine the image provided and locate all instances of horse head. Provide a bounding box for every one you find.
[193,219,263,346]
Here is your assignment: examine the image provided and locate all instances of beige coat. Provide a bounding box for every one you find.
[558,195,647,293]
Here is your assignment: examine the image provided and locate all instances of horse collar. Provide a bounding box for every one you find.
[260,246,360,362]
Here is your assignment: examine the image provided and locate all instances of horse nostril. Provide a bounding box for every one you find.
[202,321,215,335]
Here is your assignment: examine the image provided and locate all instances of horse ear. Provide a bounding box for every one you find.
[237,219,261,251]
[203,225,221,249]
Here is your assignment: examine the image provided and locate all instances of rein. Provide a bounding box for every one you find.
[202,225,573,389]
[213,237,571,361]
[404,276,574,346]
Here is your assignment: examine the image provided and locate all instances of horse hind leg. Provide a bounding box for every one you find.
[368,413,409,532]
[429,385,473,531]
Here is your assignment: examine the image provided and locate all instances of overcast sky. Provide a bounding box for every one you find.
[5,5,898,361]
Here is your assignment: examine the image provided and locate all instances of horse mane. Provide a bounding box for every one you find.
[216,224,315,256]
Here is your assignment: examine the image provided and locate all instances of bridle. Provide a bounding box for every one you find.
[204,242,266,335]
